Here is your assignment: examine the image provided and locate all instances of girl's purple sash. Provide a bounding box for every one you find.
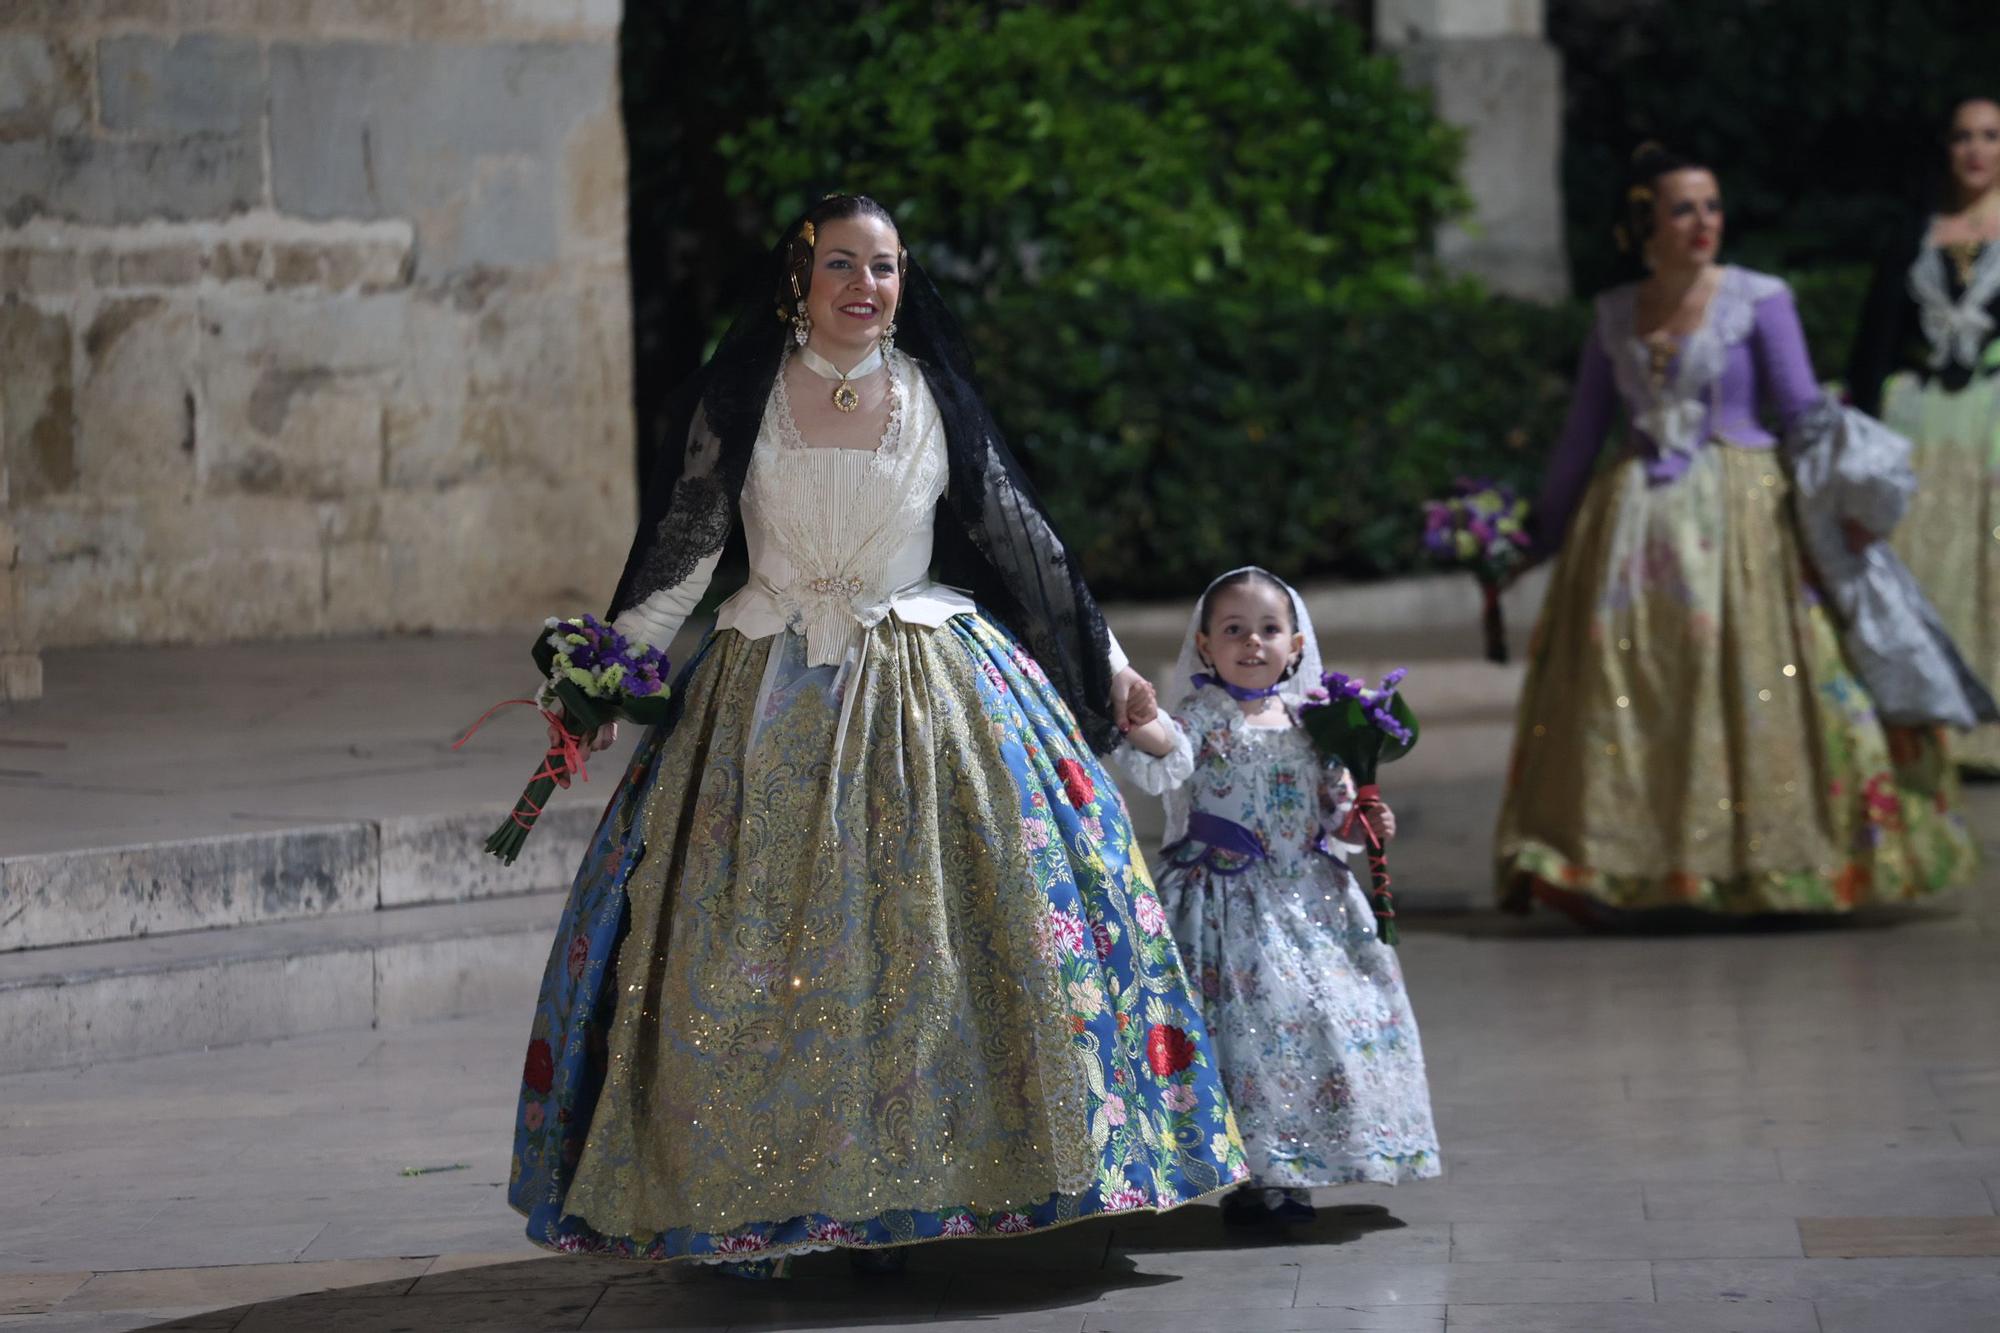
[1161,810,1268,877]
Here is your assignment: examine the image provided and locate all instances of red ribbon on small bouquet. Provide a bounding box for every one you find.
[1300,669,1420,946]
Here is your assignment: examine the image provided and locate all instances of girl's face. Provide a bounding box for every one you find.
[1948,99,2000,205]
[805,213,902,356]
[1196,581,1304,696]
[1647,168,1724,272]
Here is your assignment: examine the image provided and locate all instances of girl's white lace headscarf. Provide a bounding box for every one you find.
[1160,566,1325,847]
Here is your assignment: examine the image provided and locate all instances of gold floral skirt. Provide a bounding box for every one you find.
[510,613,1248,1262]
[1881,368,2000,772]
[1495,444,1977,915]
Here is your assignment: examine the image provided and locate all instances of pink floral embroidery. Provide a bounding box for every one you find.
[1162,1084,1198,1112]
[1046,906,1087,957]
[713,1232,769,1254]
[807,1220,861,1245]
[1103,1093,1127,1126]
[994,1211,1033,1234]
[940,1213,977,1237]
[1103,1184,1149,1212]
[1134,893,1168,937]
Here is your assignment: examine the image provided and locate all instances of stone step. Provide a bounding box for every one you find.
[0,889,559,1075]
[0,800,601,953]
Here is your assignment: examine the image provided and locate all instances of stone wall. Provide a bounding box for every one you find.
[0,1,635,694]
[1378,0,1569,302]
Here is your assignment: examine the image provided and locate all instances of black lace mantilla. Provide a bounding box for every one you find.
[607,215,1121,755]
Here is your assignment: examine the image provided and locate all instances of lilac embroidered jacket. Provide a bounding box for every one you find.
[1532,266,1819,557]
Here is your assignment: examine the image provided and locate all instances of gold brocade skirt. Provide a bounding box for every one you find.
[516,613,1247,1261]
[1881,368,2000,772]
[1495,444,1976,915]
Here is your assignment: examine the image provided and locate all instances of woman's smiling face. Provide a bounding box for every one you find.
[805,213,902,356]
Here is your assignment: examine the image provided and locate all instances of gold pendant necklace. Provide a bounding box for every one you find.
[796,345,883,413]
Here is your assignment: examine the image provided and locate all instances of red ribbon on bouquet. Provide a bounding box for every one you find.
[1340,782,1397,945]
[452,698,590,833]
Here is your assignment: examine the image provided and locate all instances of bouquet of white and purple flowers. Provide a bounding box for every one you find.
[1300,668,1420,945]
[456,615,673,865]
[1421,478,1532,664]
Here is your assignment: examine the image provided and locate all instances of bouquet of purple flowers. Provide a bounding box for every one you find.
[1421,478,1532,664]
[456,615,673,865]
[1300,668,1420,945]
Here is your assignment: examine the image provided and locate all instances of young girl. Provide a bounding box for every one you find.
[1121,567,1440,1223]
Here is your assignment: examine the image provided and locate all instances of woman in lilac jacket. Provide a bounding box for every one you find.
[1494,145,1978,920]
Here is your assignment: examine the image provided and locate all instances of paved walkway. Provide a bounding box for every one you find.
[5,802,1999,1331]
[5,602,1999,1331]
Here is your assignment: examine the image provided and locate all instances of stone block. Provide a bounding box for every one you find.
[321,537,391,633]
[0,33,88,141]
[268,235,412,292]
[2,135,264,226]
[379,273,632,490]
[1398,35,1567,301]
[413,0,621,40]
[14,494,327,646]
[117,240,204,286]
[0,823,380,952]
[559,104,628,260]
[207,235,267,283]
[0,298,75,499]
[0,949,375,1075]
[268,40,613,275]
[371,927,548,1025]
[0,241,78,293]
[374,481,627,631]
[1377,0,1544,45]
[198,291,404,498]
[0,652,40,702]
[74,294,199,497]
[98,34,263,136]
[377,803,600,908]
[218,370,385,497]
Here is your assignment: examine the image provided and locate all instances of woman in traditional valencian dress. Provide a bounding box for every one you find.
[1848,96,2000,772]
[505,195,1248,1271]
[1495,145,1992,920]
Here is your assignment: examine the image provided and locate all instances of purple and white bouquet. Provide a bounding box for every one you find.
[1300,668,1420,945]
[457,615,673,865]
[1421,478,1532,663]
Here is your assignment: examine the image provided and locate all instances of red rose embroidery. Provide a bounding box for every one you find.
[1146,1024,1196,1077]
[1090,920,1114,961]
[1055,758,1095,808]
[523,1038,555,1095]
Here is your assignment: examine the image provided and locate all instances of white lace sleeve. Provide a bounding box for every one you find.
[611,550,721,653]
[1115,714,1195,796]
[1105,627,1131,676]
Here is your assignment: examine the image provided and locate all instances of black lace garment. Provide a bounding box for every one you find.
[607,214,1122,755]
[1848,219,2000,415]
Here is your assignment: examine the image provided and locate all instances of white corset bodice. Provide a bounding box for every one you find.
[713,350,973,665]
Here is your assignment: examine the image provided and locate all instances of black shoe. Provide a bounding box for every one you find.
[1266,1188,1317,1224]
[713,1256,786,1280]
[848,1246,910,1276]
[1221,1186,1271,1227]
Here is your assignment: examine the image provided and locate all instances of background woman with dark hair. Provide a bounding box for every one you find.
[1848,96,2000,772]
[1494,146,1982,921]
[505,195,1248,1272]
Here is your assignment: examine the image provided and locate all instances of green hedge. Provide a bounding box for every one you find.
[719,0,1465,317]
[973,286,1589,599]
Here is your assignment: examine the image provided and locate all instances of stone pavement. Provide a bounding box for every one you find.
[4,792,2000,1331]
[8,583,2000,1330]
